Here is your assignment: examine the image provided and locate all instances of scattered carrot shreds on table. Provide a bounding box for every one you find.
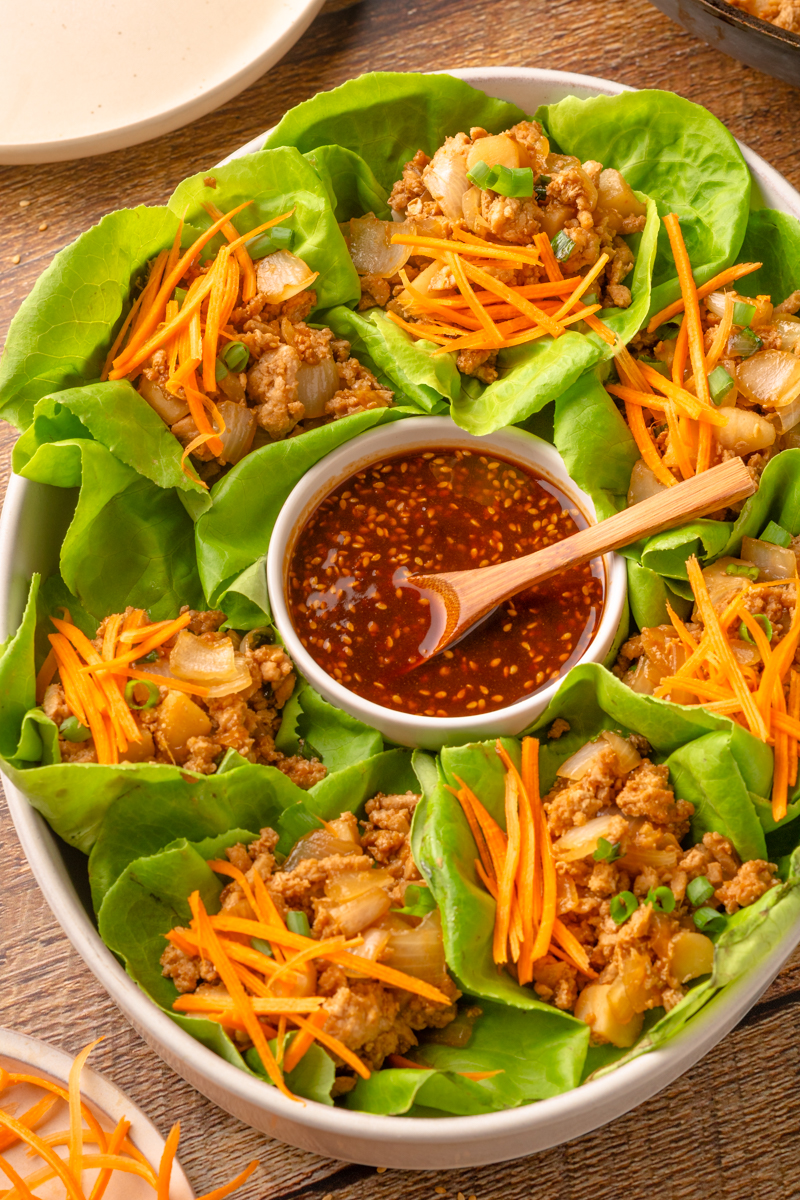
[653,554,800,821]
[449,739,597,986]
[166,883,456,1097]
[385,228,610,353]
[0,1040,257,1198]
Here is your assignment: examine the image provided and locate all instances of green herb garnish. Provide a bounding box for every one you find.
[725,563,759,581]
[645,886,676,913]
[250,937,273,958]
[533,174,551,202]
[248,224,293,258]
[686,876,715,907]
[593,837,623,863]
[733,299,756,327]
[551,230,574,263]
[760,520,792,549]
[60,716,91,742]
[220,340,250,372]
[124,679,160,710]
[610,891,638,925]
[708,365,734,406]
[466,160,534,197]
[739,614,773,645]
[287,910,311,937]
[693,906,727,935]
[736,328,763,358]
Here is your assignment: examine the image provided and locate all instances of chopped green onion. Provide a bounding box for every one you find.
[610,890,638,925]
[60,716,91,742]
[250,937,273,958]
[593,837,622,863]
[733,299,756,327]
[466,159,493,188]
[221,341,250,372]
[466,161,534,197]
[739,613,773,645]
[725,563,760,581]
[693,906,727,935]
[215,359,229,382]
[124,679,160,710]
[731,328,763,358]
[708,365,734,406]
[139,650,159,664]
[686,876,715,907]
[287,910,311,937]
[269,225,294,248]
[551,230,574,263]
[248,225,294,259]
[640,357,671,378]
[173,287,187,306]
[646,886,676,913]
[533,174,551,202]
[760,520,792,549]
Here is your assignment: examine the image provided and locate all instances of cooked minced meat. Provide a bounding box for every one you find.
[43,607,325,788]
[534,732,777,1043]
[161,799,460,1079]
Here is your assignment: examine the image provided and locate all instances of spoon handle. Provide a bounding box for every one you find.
[446,455,755,612]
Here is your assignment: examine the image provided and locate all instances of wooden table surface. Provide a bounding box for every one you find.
[2,1,800,1196]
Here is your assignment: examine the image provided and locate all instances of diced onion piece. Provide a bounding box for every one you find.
[556,870,579,914]
[714,406,776,456]
[556,739,612,781]
[158,690,212,762]
[600,730,641,773]
[423,143,471,220]
[383,911,448,984]
[329,888,392,938]
[546,153,581,173]
[620,829,680,872]
[284,829,363,871]
[737,349,800,408]
[552,810,623,863]
[701,558,754,612]
[217,370,247,403]
[349,926,392,963]
[347,214,412,278]
[466,134,520,174]
[730,638,761,667]
[705,291,731,320]
[538,202,576,240]
[238,627,271,656]
[741,535,797,580]
[668,930,714,984]
[626,626,689,696]
[627,459,669,507]
[326,868,394,903]
[460,186,491,236]
[775,314,800,352]
[216,401,256,465]
[138,376,189,425]
[296,357,340,419]
[170,630,237,684]
[256,251,319,304]
[574,982,644,1048]
[773,394,800,433]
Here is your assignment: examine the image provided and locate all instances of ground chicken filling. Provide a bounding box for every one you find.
[535,729,777,1047]
[627,284,800,508]
[161,794,461,1090]
[137,283,393,482]
[345,119,646,384]
[43,607,325,788]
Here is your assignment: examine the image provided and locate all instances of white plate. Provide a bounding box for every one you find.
[0,0,325,165]
[0,1027,194,1198]
[2,66,800,1170]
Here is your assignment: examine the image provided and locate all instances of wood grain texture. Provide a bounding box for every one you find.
[1,0,799,1196]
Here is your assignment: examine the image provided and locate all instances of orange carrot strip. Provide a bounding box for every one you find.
[456,257,563,339]
[583,312,616,345]
[203,200,257,302]
[386,1053,425,1069]
[624,402,677,487]
[201,246,231,392]
[475,859,498,898]
[173,995,323,1014]
[384,309,456,347]
[156,1122,181,1200]
[0,1096,56,1154]
[34,649,58,707]
[672,313,690,389]
[0,1154,36,1199]
[530,772,557,963]
[223,208,296,254]
[52,617,139,749]
[218,256,241,334]
[451,775,507,881]
[518,738,541,983]
[0,1114,84,1200]
[194,1160,260,1200]
[86,612,192,674]
[392,233,542,265]
[492,767,521,964]
[109,269,217,380]
[288,1013,370,1079]
[788,669,800,789]
[638,364,727,426]
[283,1010,328,1074]
[663,214,713,472]
[49,633,115,762]
[686,556,769,740]
[647,261,763,333]
[550,919,598,978]
[1,1073,107,1155]
[114,668,207,698]
[534,232,564,282]
[189,894,295,1101]
[69,1038,100,1179]
[448,785,494,880]
[88,1117,130,1200]
[100,289,146,382]
[552,252,609,320]
[705,291,735,373]
[444,252,502,344]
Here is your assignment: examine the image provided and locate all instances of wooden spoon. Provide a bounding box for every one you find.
[407,456,756,662]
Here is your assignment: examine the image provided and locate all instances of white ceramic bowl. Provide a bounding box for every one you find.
[0,1027,194,1198]
[2,67,800,1169]
[267,416,627,748]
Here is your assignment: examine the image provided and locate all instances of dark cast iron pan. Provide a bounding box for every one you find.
[649,0,800,88]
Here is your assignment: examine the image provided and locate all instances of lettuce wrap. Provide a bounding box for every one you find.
[414,664,798,1080]
[0,573,387,854]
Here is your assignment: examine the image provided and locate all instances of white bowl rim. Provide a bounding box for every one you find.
[1,64,799,1166]
[266,415,627,741]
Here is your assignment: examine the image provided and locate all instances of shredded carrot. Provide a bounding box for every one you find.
[448,786,494,882]
[662,215,713,472]
[789,670,800,789]
[203,200,258,303]
[672,315,690,387]
[0,1154,37,1199]
[86,611,192,674]
[551,919,597,978]
[391,233,542,266]
[552,252,609,321]
[583,312,616,345]
[533,232,564,282]
[493,768,521,964]
[452,775,508,880]
[201,246,232,392]
[195,1161,260,1200]
[647,261,762,333]
[109,268,216,380]
[624,400,677,487]
[457,256,563,340]
[283,1011,328,1074]
[100,288,146,382]
[114,667,209,698]
[0,1096,56,1154]
[88,1117,130,1200]
[444,252,502,344]
[0,1113,85,1200]
[705,291,735,373]
[34,649,57,707]
[156,1122,181,1200]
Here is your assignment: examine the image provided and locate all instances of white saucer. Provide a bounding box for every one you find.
[0,0,325,165]
[0,1027,195,1198]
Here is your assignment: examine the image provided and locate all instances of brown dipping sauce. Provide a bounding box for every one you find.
[287,449,604,718]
